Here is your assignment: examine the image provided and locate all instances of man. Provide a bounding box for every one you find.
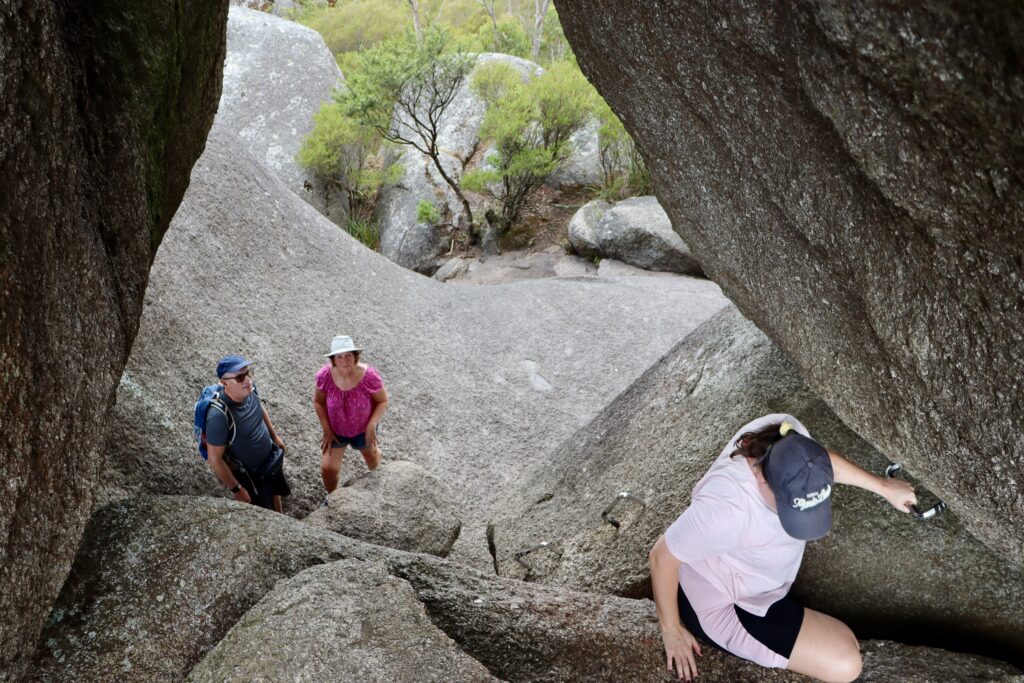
[206,355,289,512]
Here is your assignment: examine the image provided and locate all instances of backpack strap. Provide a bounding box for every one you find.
[209,390,237,450]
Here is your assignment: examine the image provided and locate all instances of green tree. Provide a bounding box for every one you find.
[297,101,387,220]
[594,97,650,200]
[338,28,478,232]
[463,61,592,237]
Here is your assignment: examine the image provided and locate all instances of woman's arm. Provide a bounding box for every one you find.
[649,536,702,681]
[364,387,389,449]
[829,451,917,512]
[313,388,335,451]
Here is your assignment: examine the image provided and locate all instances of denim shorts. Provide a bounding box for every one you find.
[331,432,368,450]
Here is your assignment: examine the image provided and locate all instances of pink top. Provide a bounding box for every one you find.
[664,413,811,669]
[315,364,384,437]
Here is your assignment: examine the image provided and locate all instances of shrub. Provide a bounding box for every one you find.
[345,216,381,250]
[594,97,650,200]
[465,61,593,237]
[416,199,440,224]
[296,100,395,220]
[339,28,477,232]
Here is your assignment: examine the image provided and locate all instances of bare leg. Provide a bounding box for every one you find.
[359,445,381,471]
[321,446,346,493]
[787,608,862,683]
[272,495,283,513]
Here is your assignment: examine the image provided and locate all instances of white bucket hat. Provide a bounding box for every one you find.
[325,335,362,358]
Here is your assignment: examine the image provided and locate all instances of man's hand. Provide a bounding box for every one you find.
[274,438,286,453]
[879,475,917,512]
[233,487,252,504]
[662,623,702,681]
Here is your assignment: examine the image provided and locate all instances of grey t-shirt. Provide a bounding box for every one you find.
[206,390,273,472]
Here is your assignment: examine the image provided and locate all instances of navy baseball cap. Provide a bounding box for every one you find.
[763,432,834,540]
[216,355,253,378]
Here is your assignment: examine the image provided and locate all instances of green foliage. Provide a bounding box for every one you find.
[416,199,441,224]
[296,100,399,223]
[472,18,531,58]
[338,27,477,228]
[468,61,593,235]
[300,0,408,55]
[345,216,381,250]
[594,97,651,200]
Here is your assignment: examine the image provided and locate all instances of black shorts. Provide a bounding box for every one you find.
[235,450,290,510]
[676,584,804,660]
[330,432,368,450]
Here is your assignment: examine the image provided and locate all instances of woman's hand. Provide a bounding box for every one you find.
[662,623,702,681]
[879,475,917,512]
[320,430,335,453]
[365,424,378,450]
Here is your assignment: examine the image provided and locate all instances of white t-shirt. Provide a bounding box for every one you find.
[663,414,811,667]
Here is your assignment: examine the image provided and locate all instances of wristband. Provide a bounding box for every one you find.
[230,484,241,494]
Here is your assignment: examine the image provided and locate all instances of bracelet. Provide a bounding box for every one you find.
[230,484,241,494]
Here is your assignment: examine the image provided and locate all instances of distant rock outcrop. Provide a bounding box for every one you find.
[0,2,227,678]
[305,460,462,557]
[215,6,346,224]
[492,307,1024,663]
[568,196,703,274]
[556,0,1024,562]
[100,127,727,570]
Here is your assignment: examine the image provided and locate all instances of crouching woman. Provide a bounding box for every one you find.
[649,414,917,683]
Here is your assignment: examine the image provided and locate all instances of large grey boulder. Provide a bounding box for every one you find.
[568,196,703,274]
[305,460,462,557]
[0,3,227,678]
[36,496,1013,683]
[492,307,1024,662]
[375,53,542,273]
[187,559,499,683]
[100,127,727,570]
[29,496,375,682]
[215,6,346,224]
[555,0,1024,562]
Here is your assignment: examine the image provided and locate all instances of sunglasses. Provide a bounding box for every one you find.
[224,369,252,383]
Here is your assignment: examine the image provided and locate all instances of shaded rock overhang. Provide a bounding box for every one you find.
[0,1,229,678]
[554,0,1024,562]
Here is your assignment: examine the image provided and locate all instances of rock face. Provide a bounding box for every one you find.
[492,307,1024,663]
[30,497,374,682]
[187,560,499,682]
[100,127,727,570]
[547,117,604,189]
[35,496,1015,682]
[0,2,227,679]
[215,6,346,224]
[376,53,542,273]
[305,460,462,557]
[555,0,1024,562]
[568,196,703,274]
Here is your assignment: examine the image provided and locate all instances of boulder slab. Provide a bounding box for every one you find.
[187,559,499,682]
[555,0,1024,562]
[30,496,374,682]
[215,6,346,224]
[305,460,462,557]
[0,2,227,678]
[492,307,1024,664]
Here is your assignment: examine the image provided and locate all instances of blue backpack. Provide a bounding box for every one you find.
[193,385,234,460]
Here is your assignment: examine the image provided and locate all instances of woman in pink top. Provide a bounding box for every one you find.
[649,414,918,683]
[313,335,389,496]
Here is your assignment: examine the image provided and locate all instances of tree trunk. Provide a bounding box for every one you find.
[407,0,423,44]
[530,0,549,62]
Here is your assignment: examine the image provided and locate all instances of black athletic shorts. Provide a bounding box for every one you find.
[676,584,805,660]
[235,448,290,510]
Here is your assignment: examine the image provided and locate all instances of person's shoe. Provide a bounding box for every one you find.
[320,495,330,508]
